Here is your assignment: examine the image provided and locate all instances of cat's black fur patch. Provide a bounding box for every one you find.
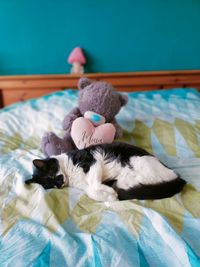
[103,179,117,187]
[86,142,151,167]
[67,148,96,173]
[67,142,150,173]
[114,177,186,200]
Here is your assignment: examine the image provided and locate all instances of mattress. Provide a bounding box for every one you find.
[0,88,200,267]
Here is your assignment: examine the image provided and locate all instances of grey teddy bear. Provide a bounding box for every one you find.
[41,77,128,157]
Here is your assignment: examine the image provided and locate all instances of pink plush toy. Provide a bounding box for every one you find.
[71,111,116,149]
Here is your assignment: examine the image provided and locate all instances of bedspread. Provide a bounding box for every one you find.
[0,88,200,267]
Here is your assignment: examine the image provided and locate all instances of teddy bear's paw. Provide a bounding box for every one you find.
[41,132,65,156]
[41,132,59,146]
[41,132,75,156]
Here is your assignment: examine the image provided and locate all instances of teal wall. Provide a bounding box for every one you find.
[0,0,200,75]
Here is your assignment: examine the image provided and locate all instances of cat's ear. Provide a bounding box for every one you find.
[33,159,47,170]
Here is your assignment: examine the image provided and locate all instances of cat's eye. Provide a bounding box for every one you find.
[48,176,55,180]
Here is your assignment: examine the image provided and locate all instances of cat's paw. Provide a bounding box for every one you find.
[86,186,118,202]
[97,184,118,201]
[103,191,118,202]
[95,190,118,202]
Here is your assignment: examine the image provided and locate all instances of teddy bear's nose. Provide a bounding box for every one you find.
[91,114,101,122]
[84,111,106,126]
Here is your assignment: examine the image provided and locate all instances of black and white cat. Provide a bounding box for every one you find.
[26,142,186,201]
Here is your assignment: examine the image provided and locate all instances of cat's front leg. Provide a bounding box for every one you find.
[85,161,118,202]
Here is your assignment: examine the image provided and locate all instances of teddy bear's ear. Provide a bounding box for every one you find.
[78,77,92,90]
[119,94,128,106]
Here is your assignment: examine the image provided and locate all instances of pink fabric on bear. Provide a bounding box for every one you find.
[71,117,116,149]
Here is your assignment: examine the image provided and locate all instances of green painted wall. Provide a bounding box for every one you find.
[0,0,200,75]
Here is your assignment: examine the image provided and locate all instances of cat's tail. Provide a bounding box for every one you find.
[113,176,186,200]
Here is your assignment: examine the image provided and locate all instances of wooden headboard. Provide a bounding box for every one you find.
[0,70,200,108]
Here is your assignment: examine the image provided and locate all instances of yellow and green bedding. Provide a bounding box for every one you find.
[0,88,200,266]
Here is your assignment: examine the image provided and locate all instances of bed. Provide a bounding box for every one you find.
[0,71,200,267]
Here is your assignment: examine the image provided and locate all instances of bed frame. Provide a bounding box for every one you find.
[0,70,200,108]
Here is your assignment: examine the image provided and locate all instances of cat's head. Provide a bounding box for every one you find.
[25,158,65,189]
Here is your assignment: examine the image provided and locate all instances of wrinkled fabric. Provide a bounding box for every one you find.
[0,88,200,267]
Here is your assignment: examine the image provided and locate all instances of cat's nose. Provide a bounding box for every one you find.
[55,175,64,188]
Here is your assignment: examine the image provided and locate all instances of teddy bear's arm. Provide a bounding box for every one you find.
[111,119,123,139]
[62,107,82,132]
